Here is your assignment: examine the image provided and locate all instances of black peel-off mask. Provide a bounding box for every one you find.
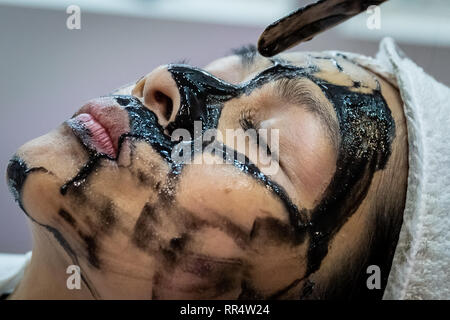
[6,59,394,299]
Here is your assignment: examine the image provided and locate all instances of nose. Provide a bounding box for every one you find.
[133,64,240,137]
[132,65,181,127]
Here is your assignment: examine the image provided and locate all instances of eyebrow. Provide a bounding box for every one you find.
[275,78,340,151]
[231,44,258,67]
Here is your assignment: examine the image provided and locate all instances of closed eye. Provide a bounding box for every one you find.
[239,114,272,156]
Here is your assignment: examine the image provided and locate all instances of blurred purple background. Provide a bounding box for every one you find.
[1,4,449,253]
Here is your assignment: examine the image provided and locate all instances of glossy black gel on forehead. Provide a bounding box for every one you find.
[306,77,395,275]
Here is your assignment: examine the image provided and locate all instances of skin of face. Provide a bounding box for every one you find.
[6,49,408,300]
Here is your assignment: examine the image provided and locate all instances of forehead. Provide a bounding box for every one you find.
[204,51,379,93]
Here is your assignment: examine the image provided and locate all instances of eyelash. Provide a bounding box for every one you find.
[239,109,258,130]
[239,117,255,131]
[239,111,272,156]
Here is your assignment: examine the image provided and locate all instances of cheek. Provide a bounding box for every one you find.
[175,153,289,232]
[171,155,310,298]
[244,235,309,298]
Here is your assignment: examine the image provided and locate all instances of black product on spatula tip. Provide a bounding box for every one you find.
[258,0,388,57]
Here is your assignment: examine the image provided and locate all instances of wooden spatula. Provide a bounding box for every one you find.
[258,0,388,57]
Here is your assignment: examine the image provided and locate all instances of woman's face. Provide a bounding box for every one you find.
[7,48,402,299]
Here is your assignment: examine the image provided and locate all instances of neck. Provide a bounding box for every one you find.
[9,226,94,300]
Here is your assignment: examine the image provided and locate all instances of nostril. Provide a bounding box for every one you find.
[114,95,134,107]
[154,90,173,122]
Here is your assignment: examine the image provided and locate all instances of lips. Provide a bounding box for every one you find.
[73,113,116,157]
[68,97,130,159]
